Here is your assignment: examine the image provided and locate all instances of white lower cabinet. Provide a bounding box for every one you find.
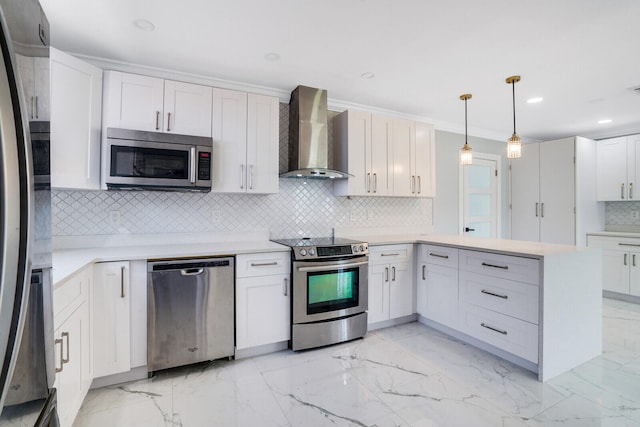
[53,266,92,427]
[587,235,640,296]
[417,245,459,329]
[92,261,131,378]
[235,252,290,350]
[368,244,413,324]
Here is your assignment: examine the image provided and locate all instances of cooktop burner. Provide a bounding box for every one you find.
[271,237,369,260]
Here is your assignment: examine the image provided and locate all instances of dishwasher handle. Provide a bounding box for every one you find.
[180,268,205,276]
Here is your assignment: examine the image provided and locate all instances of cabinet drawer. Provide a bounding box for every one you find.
[459,271,539,324]
[369,244,413,265]
[236,252,290,278]
[420,244,458,268]
[587,235,640,251]
[459,302,538,363]
[459,250,540,285]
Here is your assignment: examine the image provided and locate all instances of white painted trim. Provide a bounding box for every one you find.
[458,152,502,238]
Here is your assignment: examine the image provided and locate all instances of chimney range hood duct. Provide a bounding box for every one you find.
[280,85,351,179]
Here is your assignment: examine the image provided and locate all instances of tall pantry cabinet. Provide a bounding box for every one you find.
[510,136,603,246]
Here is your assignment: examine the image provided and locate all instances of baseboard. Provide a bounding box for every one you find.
[234,341,289,359]
[367,314,418,331]
[90,366,149,389]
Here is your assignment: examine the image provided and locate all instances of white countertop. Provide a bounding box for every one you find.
[53,240,288,285]
[587,231,640,238]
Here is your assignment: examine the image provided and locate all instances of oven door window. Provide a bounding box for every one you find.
[110,145,189,179]
[307,267,358,315]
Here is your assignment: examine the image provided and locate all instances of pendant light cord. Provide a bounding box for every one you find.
[512,81,516,135]
[465,98,468,144]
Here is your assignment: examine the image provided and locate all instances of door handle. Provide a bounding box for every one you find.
[35,96,39,119]
[155,111,160,130]
[189,147,196,184]
[373,173,377,193]
[30,96,35,119]
[61,331,70,364]
[411,176,416,194]
[240,164,245,189]
[481,289,509,300]
[167,112,172,131]
[251,262,278,267]
[296,261,368,273]
[429,252,449,259]
[422,265,426,280]
[464,227,475,232]
[417,176,421,194]
[385,267,389,282]
[283,278,288,296]
[622,183,625,199]
[481,262,509,270]
[541,202,545,218]
[120,266,126,298]
[535,202,539,217]
[180,268,205,276]
[481,322,508,335]
[634,254,637,267]
[249,165,254,190]
[630,183,634,199]
[624,253,628,266]
[392,266,396,281]
[366,173,371,193]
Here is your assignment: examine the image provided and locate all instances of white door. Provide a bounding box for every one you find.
[105,71,164,132]
[510,144,541,242]
[163,80,213,137]
[246,93,279,194]
[388,261,412,319]
[596,137,628,201]
[628,135,640,201]
[392,118,414,197]
[460,155,500,237]
[370,114,393,196]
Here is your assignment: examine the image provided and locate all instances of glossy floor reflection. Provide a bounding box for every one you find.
[73,298,640,427]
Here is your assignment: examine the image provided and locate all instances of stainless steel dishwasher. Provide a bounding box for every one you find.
[147,257,234,374]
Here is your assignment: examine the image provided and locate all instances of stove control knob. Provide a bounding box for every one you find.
[352,245,359,253]
[299,249,307,256]
[359,245,365,252]
[308,248,315,256]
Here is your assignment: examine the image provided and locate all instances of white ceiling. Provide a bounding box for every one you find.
[40,0,640,142]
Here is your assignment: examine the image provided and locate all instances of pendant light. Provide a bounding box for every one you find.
[459,94,472,166]
[506,75,522,158]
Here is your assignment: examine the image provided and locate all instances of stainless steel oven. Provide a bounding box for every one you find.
[104,127,213,192]
[272,237,369,351]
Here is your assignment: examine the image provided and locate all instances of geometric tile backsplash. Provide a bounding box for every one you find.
[52,103,432,238]
[52,180,433,238]
[605,201,640,226]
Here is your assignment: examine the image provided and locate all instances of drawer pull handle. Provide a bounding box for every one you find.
[381,253,400,257]
[481,289,509,300]
[618,243,640,247]
[481,323,508,335]
[481,262,509,270]
[62,331,70,364]
[250,262,278,267]
[429,252,449,259]
[422,265,426,280]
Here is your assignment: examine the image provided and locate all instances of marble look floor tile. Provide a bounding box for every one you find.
[72,298,640,427]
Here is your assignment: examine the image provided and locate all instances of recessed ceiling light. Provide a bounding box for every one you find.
[134,19,155,32]
[264,52,280,62]
[597,119,613,124]
[527,97,543,104]
[361,72,375,80]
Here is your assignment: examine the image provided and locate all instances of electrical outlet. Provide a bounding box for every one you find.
[108,210,120,228]
[632,211,639,220]
[211,209,221,224]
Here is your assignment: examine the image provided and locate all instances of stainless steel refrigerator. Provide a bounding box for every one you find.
[0,0,56,425]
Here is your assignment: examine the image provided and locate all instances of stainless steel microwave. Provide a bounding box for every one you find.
[104,128,213,192]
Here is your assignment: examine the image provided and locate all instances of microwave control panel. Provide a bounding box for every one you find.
[198,152,211,181]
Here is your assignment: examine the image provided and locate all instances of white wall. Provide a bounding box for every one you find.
[433,130,510,238]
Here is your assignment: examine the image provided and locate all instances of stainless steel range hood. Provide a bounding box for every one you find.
[280,85,351,179]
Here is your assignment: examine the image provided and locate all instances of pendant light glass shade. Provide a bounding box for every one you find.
[506,75,522,159]
[459,94,472,166]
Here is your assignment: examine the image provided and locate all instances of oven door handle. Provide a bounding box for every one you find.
[296,261,368,273]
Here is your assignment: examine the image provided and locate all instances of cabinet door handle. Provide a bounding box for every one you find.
[373,173,377,193]
[155,111,160,130]
[385,267,389,282]
[634,254,637,267]
[481,289,509,300]
[481,262,509,270]
[619,243,640,247]
[481,323,508,335]
[630,183,634,200]
[381,253,400,257]
[540,203,544,218]
[249,165,254,190]
[283,278,288,296]
[120,266,125,298]
[411,176,416,194]
[422,265,426,280]
[30,96,34,119]
[251,261,278,267]
[240,164,245,189]
[417,176,421,194]
[55,338,64,373]
[35,96,39,119]
[429,252,449,259]
[61,331,70,364]
[366,173,371,193]
[392,266,396,281]
[535,202,539,217]
[167,112,172,131]
[622,183,625,199]
[624,253,628,266]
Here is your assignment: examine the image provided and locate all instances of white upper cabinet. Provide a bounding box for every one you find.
[16,54,50,121]
[50,48,103,190]
[334,109,435,198]
[211,90,279,194]
[105,71,212,137]
[597,135,640,201]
